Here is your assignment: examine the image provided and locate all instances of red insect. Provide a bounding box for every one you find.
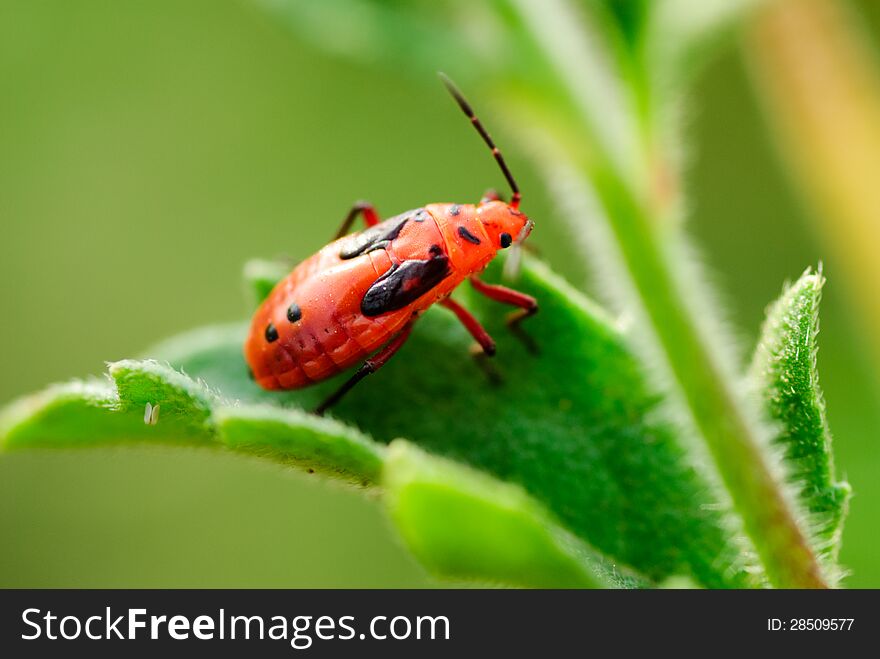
[244,75,537,414]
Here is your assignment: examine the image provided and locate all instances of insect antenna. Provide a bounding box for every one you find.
[439,72,521,209]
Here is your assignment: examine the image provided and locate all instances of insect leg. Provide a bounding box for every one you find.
[468,343,503,385]
[469,276,539,354]
[441,297,502,384]
[440,297,496,356]
[334,201,381,240]
[314,319,416,416]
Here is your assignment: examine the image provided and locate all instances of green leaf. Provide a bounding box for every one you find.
[1,380,128,449]
[216,405,384,485]
[750,268,851,568]
[3,328,648,586]
[0,360,218,449]
[109,360,216,434]
[1,360,386,487]
[383,440,642,588]
[146,256,751,588]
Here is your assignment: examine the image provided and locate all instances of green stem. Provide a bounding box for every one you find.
[512,0,828,588]
[592,167,826,589]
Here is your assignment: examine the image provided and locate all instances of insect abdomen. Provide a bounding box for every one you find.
[245,247,403,389]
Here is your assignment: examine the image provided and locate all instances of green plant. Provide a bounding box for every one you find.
[0,0,850,587]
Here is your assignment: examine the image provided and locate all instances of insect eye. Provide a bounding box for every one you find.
[499,233,512,249]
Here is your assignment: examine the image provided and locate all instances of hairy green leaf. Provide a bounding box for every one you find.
[383,440,642,588]
[0,360,385,487]
[0,360,217,449]
[750,268,850,566]
[110,360,216,434]
[216,405,384,485]
[146,257,750,588]
[1,380,132,449]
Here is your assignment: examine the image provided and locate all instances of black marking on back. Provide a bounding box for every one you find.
[365,240,391,254]
[265,323,279,343]
[361,254,450,317]
[287,302,302,323]
[457,225,481,245]
[339,211,416,260]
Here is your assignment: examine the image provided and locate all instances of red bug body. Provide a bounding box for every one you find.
[244,75,538,413]
[245,201,531,390]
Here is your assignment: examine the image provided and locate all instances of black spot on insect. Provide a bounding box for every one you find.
[458,225,481,245]
[449,204,461,216]
[265,323,278,343]
[339,212,412,260]
[500,232,512,249]
[362,254,450,317]
[287,302,302,323]
[429,244,443,257]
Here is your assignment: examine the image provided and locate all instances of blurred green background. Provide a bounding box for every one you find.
[0,0,877,587]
